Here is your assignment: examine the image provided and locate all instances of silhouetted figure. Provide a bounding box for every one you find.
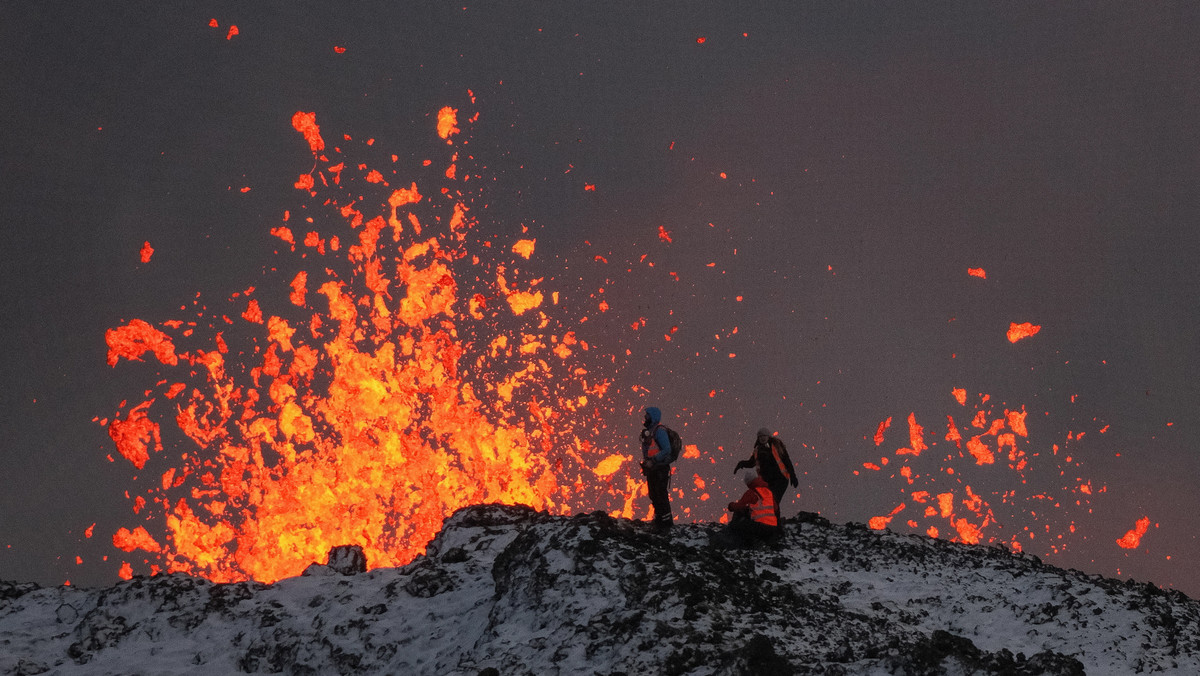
[734,428,798,521]
[640,406,674,532]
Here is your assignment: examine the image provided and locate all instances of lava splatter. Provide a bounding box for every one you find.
[103,105,623,583]
[865,388,1106,557]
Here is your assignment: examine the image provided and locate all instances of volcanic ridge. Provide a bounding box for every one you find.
[3,504,1198,675]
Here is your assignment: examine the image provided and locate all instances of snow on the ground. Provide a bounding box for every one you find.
[2,505,1198,675]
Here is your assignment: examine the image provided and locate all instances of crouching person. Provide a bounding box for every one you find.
[713,469,780,548]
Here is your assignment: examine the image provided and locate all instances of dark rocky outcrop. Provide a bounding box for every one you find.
[1,504,1196,675]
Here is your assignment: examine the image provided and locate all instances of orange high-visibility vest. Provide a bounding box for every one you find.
[750,485,778,526]
[644,424,665,459]
[768,439,790,481]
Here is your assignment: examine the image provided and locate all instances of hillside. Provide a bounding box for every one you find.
[3,505,1199,675]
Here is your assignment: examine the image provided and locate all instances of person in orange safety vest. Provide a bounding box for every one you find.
[733,428,797,522]
[721,468,781,547]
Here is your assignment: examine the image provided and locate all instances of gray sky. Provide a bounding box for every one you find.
[2,3,1199,594]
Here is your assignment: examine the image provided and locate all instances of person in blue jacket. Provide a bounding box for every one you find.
[640,406,674,532]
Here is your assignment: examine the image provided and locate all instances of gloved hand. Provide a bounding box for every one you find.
[641,459,653,472]
[791,477,799,488]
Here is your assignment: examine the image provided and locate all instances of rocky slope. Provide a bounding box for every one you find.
[3,505,1199,675]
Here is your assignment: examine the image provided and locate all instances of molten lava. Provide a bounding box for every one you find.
[866,387,1105,556]
[104,106,621,583]
[1117,516,1151,549]
[1006,322,1042,343]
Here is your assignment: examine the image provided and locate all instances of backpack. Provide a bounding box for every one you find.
[658,424,683,463]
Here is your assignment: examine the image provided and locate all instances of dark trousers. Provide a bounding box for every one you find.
[714,513,779,548]
[646,464,672,525]
[766,477,788,521]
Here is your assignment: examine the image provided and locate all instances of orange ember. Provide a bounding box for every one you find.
[104,107,619,583]
[1006,322,1041,343]
[906,412,926,455]
[968,267,986,279]
[106,319,179,367]
[865,386,1103,554]
[1117,516,1151,549]
[512,239,536,260]
[873,416,891,446]
[291,112,325,152]
[436,106,460,141]
[107,401,161,470]
[966,436,994,465]
[953,517,983,544]
[945,416,963,448]
[937,492,954,518]
[593,454,625,477]
[113,526,161,553]
[869,503,905,530]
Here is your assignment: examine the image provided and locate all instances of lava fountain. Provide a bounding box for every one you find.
[103,103,627,583]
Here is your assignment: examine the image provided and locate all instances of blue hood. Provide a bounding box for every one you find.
[644,406,661,428]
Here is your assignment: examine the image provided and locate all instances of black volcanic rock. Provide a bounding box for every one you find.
[1,504,1198,674]
[303,544,368,578]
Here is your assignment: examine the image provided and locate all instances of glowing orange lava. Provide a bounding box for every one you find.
[868,503,905,530]
[1007,322,1041,343]
[104,106,621,583]
[113,526,161,553]
[874,417,892,446]
[867,388,1103,555]
[1117,516,1151,549]
[436,107,460,142]
[291,112,325,153]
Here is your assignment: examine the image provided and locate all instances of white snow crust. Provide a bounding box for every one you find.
[2,505,1197,675]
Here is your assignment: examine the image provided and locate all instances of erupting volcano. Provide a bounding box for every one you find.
[95,98,1162,591]
[102,105,631,583]
[97,103,1153,586]
[6,0,1198,618]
